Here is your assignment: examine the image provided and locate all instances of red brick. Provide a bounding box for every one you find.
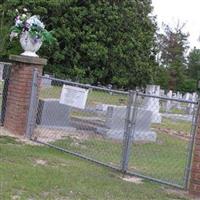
[4,56,45,135]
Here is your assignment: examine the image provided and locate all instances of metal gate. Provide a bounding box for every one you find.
[0,62,11,125]
[28,70,199,189]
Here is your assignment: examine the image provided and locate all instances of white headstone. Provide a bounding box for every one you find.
[144,85,162,123]
[165,90,173,112]
[60,85,89,109]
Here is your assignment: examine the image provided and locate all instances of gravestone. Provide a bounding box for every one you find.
[41,74,52,87]
[143,85,162,123]
[97,106,157,142]
[160,89,165,96]
[176,91,182,109]
[188,92,198,114]
[96,104,112,112]
[0,63,4,81]
[36,99,72,127]
[165,90,172,112]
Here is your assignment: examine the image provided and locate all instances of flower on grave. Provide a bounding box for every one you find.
[10,9,55,44]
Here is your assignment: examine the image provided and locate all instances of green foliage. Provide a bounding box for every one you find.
[177,78,197,93]
[158,24,189,91]
[187,47,200,80]
[1,0,157,89]
[154,65,170,89]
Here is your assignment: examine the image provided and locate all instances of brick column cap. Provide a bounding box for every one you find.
[9,55,47,66]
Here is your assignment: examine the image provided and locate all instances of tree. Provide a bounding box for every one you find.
[187,47,200,80]
[158,23,189,91]
[1,0,157,89]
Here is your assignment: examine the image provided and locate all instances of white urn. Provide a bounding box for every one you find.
[20,31,42,57]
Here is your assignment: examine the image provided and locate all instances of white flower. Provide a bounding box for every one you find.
[21,14,27,19]
[26,15,45,29]
[15,9,19,13]
[23,8,28,12]
[15,18,22,27]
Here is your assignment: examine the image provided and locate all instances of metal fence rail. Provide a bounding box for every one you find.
[29,72,198,189]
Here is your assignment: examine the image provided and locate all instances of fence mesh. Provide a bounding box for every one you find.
[33,76,128,168]
[127,94,198,187]
[31,75,198,188]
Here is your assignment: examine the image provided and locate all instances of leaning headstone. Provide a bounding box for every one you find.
[36,99,72,127]
[143,85,162,123]
[100,106,157,142]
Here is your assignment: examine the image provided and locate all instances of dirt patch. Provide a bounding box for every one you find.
[120,175,143,184]
[34,159,48,166]
[33,127,103,144]
[165,188,199,200]
[0,127,39,145]
[154,127,190,141]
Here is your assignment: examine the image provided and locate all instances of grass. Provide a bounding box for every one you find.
[152,118,192,135]
[52,132,189,186]
[0,135,190,200]
[40,86,128,106]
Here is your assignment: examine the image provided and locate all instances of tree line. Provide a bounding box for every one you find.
[0,0,199,92]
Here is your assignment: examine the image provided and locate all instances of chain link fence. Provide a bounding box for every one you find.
[29,73,198,189]
[0,62,11,125]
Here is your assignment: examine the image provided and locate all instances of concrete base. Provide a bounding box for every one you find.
[97,127,157,142]
[36,99,71,127]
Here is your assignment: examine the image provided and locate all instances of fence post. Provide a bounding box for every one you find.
[121,91,137,173]
[4,55,46,135]
[26,69,39,139]
[189,99,200,197]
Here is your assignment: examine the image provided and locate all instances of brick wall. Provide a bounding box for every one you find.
[4,55,46,136]
[189,111,200,197]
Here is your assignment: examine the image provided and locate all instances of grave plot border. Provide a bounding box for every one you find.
[27,70,199,190]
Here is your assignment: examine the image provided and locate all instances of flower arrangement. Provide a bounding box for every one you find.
[10,9,55,44]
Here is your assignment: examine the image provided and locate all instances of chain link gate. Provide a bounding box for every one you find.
[28,70,199,189]
[0,62,11,125]
[123,92,199,189]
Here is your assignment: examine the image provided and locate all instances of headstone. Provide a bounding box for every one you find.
[96,104,114,112]
[165,90,172,112]
[188,92,198,114]
[0,63,4,81]
[60,85,89,109]
[41,74,52,87]
[107,84,113,95]
[176,91,182,109]
[184,92,190,101]
[160,89,165,96]
[36,99,72,127]
[143,85,162,123]
[100,106,157,142]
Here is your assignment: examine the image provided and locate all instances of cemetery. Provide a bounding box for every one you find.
[30,80,197,187]
[1,1,200,199]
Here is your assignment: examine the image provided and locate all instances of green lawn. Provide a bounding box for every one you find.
[0,135,191,200]
[51,132,189,187]
[40,86,128,106]
[152,118,192,135]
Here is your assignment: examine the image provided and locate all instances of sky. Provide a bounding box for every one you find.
[152,0,200,49]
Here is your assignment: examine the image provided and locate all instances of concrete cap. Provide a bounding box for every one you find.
[9,55,47,65]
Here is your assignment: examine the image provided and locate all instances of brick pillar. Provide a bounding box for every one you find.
[4,55,47,136]
[189,106,200,197]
